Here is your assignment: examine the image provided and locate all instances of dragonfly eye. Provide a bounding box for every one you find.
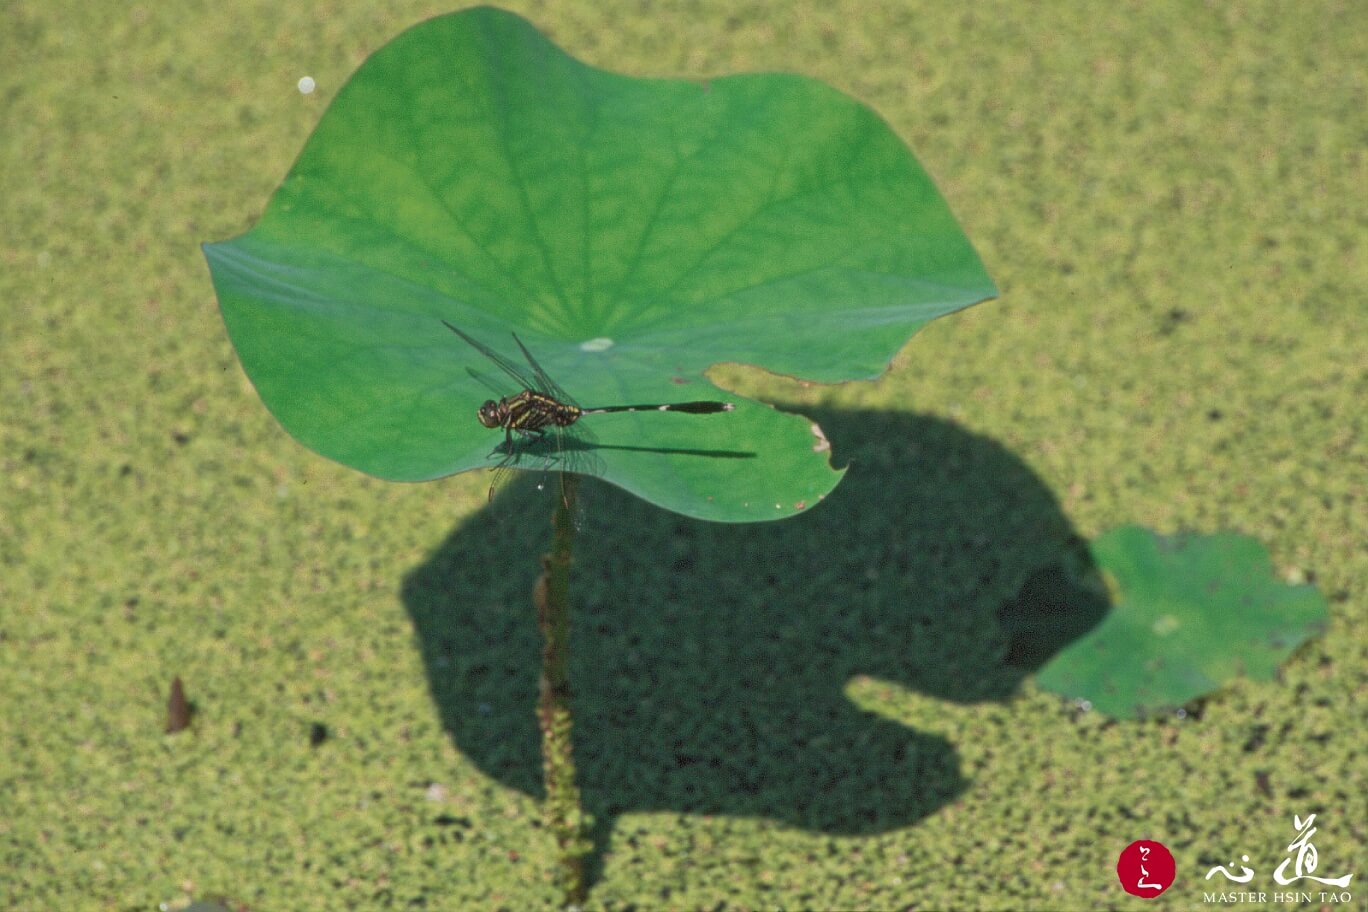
[477,400,501,428]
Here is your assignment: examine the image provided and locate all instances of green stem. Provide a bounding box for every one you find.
[535,473,589,906]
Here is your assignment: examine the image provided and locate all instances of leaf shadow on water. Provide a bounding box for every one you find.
[400,407,1107,887]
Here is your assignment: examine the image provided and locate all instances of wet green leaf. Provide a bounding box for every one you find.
[203,7,994,521]
[1033,526,1329,718]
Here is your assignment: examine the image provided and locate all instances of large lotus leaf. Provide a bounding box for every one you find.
[1033,526,1329,718]
[202,6,996,521]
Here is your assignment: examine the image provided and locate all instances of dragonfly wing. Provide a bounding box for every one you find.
[486,454,519,503]
[466,367,511,399]
[442,321,539,392]
[511,332,579,406]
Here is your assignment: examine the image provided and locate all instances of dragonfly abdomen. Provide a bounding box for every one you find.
[582,401,735,415]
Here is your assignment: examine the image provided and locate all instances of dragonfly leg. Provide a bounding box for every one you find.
[487,427,514,459]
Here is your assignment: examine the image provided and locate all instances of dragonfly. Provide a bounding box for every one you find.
[442,320,735,510]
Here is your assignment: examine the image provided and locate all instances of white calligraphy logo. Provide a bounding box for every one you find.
[1206,854,1254,884]
[1205,814,1353,888]
[1136,845,1164,891]
[1274,814,1353,888]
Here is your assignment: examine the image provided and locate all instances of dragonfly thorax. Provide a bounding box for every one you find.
[481,391,582,433]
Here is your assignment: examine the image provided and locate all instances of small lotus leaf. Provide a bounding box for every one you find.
[1033,526,1329,718]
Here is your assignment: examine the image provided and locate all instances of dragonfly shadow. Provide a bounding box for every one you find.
[400,407,1106,885]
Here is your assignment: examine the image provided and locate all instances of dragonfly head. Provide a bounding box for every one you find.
[476,400,503,429]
